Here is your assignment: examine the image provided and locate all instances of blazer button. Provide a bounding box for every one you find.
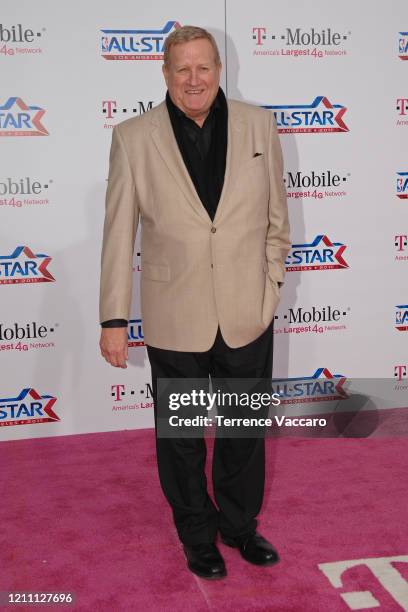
[211,227,216,233]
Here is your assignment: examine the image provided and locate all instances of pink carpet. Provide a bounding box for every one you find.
[1,429,407,611]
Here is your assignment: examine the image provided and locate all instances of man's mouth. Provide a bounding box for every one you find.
[185,89,205,95]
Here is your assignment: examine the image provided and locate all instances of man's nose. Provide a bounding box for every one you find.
[187,69,200,85]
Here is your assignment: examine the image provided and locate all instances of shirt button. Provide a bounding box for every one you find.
[211,227,216,233]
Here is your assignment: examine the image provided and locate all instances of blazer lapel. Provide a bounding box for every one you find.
[150,99,246,225]
[213,102,246,224]
[150,102,211,224]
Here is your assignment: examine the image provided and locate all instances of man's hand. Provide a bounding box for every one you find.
[100,327,128,368]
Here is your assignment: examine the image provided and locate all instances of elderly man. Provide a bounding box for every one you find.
[99,26,290,580]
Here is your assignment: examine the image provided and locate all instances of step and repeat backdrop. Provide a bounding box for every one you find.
[1,1,407,440]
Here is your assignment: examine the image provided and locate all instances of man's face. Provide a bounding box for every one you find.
[163,38,222,125]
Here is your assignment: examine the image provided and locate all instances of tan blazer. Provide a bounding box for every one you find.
[100,99,290,351]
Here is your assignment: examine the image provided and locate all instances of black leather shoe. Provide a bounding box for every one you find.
[221,532,279,566]
[183,543,227,579]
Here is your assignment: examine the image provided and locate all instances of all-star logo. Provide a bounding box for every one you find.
[101,20,180,60]
[263,96,348,134]
[395,305,408,331]
[0,97,48,136]
[0,388,59,427]
[0,246,55,284]
[272,368,348,404]
[286,235,349,271]
[128,318,144,347]
[399,32,408,60]
[397,172,408,198]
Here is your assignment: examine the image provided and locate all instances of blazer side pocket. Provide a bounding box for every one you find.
[263,260,280,296]
[142,262,170,282]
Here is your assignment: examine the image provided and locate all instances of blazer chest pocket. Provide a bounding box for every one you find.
[241,153,266,171]
[142,262,170,282]
[238,155,268,197]
[240,154,267,183]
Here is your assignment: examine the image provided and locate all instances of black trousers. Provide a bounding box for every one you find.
[146,323,274,545]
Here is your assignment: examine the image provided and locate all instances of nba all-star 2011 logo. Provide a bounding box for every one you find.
[272,368,348,405]
[263,97,348,133]
[397,172,408,198]
[101,20,180,60]
[0,388,59,427]
[399,32,408,60]
[0,97,48,136]
[128,318,144,347]
[395,305,408,331]
[252,26,350,58]
[0,246,55,284]
[286,235,349,271]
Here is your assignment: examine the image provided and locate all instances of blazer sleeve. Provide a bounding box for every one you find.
[99,125,140,323]
[265,112,291,287]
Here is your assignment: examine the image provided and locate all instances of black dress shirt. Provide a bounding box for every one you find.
[101,87,228,329]
[165,87,228,221]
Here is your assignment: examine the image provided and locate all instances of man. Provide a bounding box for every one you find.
[99,26,290,580]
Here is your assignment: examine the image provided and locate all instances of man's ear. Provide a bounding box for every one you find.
[162,63,169,86]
